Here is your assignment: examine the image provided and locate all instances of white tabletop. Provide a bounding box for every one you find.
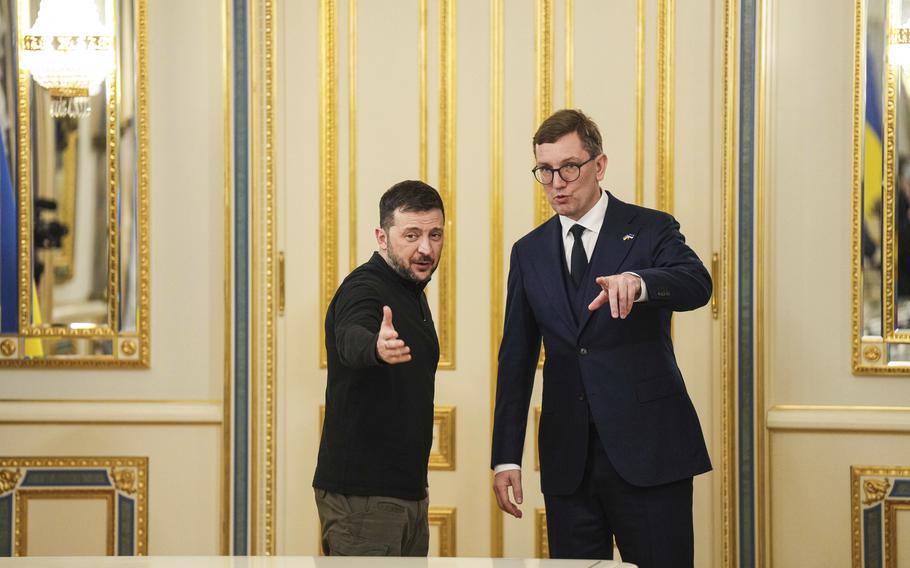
[0,557,636,568]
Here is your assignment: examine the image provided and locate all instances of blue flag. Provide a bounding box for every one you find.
[0,123,17,333]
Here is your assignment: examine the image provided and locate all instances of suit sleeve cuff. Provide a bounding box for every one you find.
[494,463,521,474]
[623,271,649,302]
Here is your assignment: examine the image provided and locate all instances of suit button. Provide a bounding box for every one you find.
[577,394,586,401]
[579,347,588,355]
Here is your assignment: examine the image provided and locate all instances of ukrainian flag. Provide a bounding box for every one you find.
[1,123,17,334]
[865,47,884,219]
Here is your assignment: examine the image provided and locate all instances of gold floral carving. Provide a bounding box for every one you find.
[0,339,16,357]
[0,468,22,494]
[863,477,891,505]
[111,467,137,495]
[121,340,137,357]
[864,346,882,362]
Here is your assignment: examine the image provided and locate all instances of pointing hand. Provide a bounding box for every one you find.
[588,273,642,319]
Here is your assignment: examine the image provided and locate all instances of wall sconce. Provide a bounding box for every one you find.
[19,0,114,118]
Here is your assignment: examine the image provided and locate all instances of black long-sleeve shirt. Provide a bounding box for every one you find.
[313,252,439,500]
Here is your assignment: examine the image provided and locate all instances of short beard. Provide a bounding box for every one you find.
[387,246,436,283]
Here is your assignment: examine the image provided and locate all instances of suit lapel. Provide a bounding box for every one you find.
[577,193,642,334]
[527,216,577,335]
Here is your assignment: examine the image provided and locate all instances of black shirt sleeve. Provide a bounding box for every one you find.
[332,281,384,369]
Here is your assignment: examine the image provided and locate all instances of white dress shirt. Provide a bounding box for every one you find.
[494,190,647,475]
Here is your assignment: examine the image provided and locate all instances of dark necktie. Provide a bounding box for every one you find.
[569,224,587,288]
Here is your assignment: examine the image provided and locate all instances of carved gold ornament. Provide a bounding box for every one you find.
[863,477,892,505]
[111,467,137,495]
[0,468,22,494]
[0,339,16,357]
[121,340,136,357]
[864,346,882,362]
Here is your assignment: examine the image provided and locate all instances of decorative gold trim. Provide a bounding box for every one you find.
[0,339,16,357]
[0,468,22,494]
[121,340,136,357]
[885,500,910,568]
[884,61,899,341]
[264,0,277,554]
[419,0,428,182]
[320,0,338,369]
[564,0,572,109]
[490,0,504,556]
[111,467,137,495]
[0,456,149,556]
[635,0,645,206]
[534,406,541,471]
[136,0,152,365]
[721,0,739,564]
[534,0,554,226]
[429,406,456,471]
[865,345,882,362]
[711,253,720,319]
[17,489,116,556]
[428,507,456,557]
[851,466,910,568]
[278,251,286,316]
[852,0,867,373]
[436,0,457,369]
[348,0,358,272]
[656,0,675,214]
[535,508,548,558]
[222,0,234,554]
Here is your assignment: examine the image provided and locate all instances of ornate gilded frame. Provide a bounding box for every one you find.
[0,0,150,367]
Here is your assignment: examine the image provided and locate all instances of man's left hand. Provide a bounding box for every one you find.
[588,273,642,319]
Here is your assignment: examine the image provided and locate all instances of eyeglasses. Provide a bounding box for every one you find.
[531,155,597,185]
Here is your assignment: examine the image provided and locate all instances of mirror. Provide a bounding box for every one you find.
[0,0,148,366]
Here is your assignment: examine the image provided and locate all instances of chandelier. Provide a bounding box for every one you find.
[20,0,114,118]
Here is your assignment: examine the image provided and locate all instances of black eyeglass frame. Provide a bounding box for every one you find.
[531,154,598,185]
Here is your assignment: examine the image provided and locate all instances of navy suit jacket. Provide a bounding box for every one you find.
[491,193,712,495]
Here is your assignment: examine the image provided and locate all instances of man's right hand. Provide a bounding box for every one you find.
[493,469,523,518]
[376,306,412,364]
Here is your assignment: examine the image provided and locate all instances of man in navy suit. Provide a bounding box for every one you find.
[491,109,711,568]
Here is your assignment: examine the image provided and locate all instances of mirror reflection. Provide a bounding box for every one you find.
[0,0,147,365]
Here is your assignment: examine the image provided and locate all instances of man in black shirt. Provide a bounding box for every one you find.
[314,180,445,556]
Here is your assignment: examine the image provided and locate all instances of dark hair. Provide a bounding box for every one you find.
[533,108,603,158]
[379,180,445,230]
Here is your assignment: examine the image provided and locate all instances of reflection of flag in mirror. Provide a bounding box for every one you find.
[865,47,884,219]
[1,101,16,334]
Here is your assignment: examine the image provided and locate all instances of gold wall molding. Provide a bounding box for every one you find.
[885,501,910,567]
[222,0,234,554]
[319,0,338,368]
[0,457,148,556]
[720,0,739,565]
[428,506,456,557]
[535,508,548,558]
[436,0,457,369]
[489,0,504,556]
[429,406,456,471]
[0,401,222,424]
[348,0,358,273]
[655,0,675,214]
[17,489,116,556]
[635,0,645,206]
[534,0,554,227]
